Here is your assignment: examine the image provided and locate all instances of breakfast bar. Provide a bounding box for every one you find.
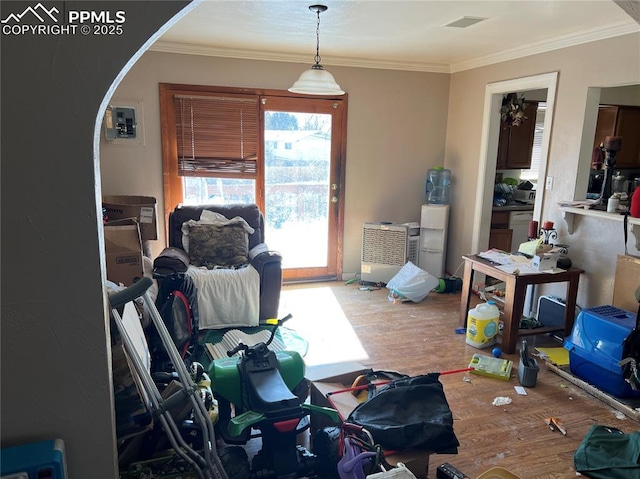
[459,254,584,354]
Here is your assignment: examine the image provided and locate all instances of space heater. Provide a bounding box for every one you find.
[361,222,418,284]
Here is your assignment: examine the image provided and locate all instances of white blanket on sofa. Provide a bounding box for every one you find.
[186,265,260,330]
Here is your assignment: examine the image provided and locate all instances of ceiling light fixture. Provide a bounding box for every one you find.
[289,4,344,96]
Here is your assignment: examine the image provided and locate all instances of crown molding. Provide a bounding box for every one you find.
[149,20,639,75]
[148,41,451,73]
[450,21,639,73]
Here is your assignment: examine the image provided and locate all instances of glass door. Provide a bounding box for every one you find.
[261,95,346,281]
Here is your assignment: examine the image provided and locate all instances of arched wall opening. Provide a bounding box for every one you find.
[1,2,196,477]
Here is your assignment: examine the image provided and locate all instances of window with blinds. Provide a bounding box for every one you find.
[174,93,259,178]
[521,102,546,181]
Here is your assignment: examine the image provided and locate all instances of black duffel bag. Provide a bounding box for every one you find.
[346,372,459,453]
[153,247,190,276]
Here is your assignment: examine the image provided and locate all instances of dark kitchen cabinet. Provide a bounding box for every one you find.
[497,101,538,169]
[489,228,513,252]
[593,105,640,168]
[489,210,512,252]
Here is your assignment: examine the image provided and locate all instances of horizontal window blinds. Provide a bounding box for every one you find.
[521,103,546,181]
[175,93,259,178]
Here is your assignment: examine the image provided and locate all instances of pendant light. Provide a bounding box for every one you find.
[289,4,344,96]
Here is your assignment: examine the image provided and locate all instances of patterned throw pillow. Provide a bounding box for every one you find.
[182,222,249,269]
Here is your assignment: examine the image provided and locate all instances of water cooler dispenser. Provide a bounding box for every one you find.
[418,204,449,278]
[419,167,450,278]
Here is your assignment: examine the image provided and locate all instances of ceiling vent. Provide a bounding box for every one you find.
[443,16,488,28]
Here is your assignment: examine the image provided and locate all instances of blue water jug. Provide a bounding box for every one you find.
[425,167,451,204]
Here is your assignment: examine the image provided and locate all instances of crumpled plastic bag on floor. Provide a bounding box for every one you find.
[386,261,439,303]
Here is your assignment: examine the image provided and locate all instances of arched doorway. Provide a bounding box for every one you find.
[0,2,198,477]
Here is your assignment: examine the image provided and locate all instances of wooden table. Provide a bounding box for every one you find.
[460,254,584,354]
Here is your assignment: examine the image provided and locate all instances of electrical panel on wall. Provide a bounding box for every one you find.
[106,106,136,138]
[103,99,145,146]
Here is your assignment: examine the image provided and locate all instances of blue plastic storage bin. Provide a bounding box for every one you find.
[1,439,67,478]
[564,305,640,398]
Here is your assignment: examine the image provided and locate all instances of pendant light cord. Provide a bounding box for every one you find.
[314,7,322,66]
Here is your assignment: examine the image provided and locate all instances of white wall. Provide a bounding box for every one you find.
[445,33,640,308]
[100,52,451,272]
[0,1,191,477]
[600,84,640,105]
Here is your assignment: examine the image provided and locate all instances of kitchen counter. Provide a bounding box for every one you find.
[492,203,534,212]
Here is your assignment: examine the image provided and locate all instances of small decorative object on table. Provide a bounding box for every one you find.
[540,221,557,245]
[527,220,538,240]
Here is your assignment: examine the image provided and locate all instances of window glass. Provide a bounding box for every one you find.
[182,177,256,205]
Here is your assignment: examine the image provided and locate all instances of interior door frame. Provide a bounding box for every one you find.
[472,72,559,253]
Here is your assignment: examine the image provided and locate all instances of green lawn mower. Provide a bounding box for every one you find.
[208,315,341,479]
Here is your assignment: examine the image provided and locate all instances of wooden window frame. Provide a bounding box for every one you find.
[159,84,348,277]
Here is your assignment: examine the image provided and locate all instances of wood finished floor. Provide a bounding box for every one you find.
[279,281,640,479]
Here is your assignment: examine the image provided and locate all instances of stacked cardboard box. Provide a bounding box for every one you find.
[104,219,144,286]
[103,195,158,241]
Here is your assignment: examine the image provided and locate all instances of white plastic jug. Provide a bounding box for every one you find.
[466,301,500,348]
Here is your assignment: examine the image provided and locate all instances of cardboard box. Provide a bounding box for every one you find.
[104,220,144,286]
[103,195,158,241]
[308,362,372,432]
[613,254,640,313]
[306,361,374,383]
[308,363,432,479]
[532,252,558,271]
